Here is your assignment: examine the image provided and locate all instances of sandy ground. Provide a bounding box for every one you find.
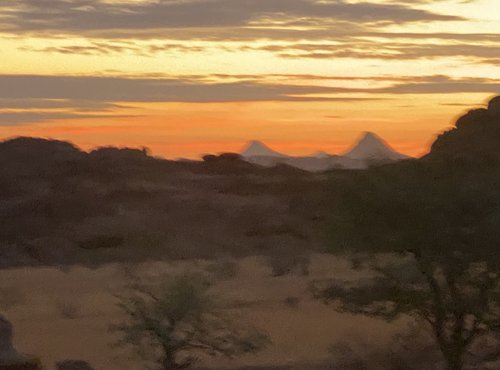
[0,254,401,370]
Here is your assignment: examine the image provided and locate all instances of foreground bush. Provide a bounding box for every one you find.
[112,274,269,370]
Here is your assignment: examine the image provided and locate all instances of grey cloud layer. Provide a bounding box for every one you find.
[3,74,497,103]
[0,74,499,125]
[0,75,358,103]
[0,111,132,126]
[1,74,498,102]
[0,74,379,125]
[0,98,126,111]
[0,0,462,35]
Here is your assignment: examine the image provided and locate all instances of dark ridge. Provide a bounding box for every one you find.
[425,95,500,165]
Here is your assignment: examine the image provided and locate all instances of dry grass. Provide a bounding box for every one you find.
[1,254,402,370]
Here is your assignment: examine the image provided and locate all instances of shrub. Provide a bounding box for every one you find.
[57,301,81,320]
[112,274,269,370]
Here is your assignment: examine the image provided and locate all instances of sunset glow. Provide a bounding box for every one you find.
[1,0,499,158]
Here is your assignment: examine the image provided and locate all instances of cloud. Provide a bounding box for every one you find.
[479,58,500,66]
[0,74,388,125]
[19,43,144,56]
[21,42,209,56]
[376,78,500,94]
[1,74,499,104]
[5,0,492,68]
[245,42,500,63]
[0,0,463,36]
[0,74,381,103]
[1,73,498,125]
[15,29,500,68]
[0,111,133,125]
[0,98,126,111]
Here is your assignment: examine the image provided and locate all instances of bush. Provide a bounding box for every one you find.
[112,274,269,370]
[56,301,81,320]
[0,359,43,370]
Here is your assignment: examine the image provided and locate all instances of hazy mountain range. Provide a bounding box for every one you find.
[241,132,411,171]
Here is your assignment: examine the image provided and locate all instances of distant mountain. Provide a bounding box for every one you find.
[241,133,410,171]
[343,132,409,161]
[313,151,331,159]
[241,140,288,158]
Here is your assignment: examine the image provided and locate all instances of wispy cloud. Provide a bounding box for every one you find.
[0,74,375,103]
[1,74,498,102]
[246,42,500,64]
[0,111,134,126]
[16,30,500,69]
[0,0,463,36]
[0,74,499,125]
[0,98,126,111]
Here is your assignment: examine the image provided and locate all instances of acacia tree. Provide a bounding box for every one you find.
[315,98,500,370]
[112,274,269,370]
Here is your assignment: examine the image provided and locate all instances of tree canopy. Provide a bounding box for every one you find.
[318,96,500,370]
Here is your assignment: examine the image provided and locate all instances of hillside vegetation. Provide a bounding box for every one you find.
[0,139,332,267]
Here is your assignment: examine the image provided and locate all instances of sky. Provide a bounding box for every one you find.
[0,0,499,158]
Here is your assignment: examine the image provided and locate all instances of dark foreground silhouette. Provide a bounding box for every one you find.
[0,138,328,267]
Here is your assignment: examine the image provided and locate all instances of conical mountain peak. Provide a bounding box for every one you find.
[313,150,331,159]
[241,140,288,158]
[359,131,384,144]
[247,140,267,150]
[344,132,409,161]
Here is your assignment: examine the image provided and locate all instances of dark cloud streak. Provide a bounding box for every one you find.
[0,98,126,111]
[0,0,463,36]
[0,111,134,126]
[0,74,372,103]
[1,74,499,125]
[1,74,498,103]
[246,42,500,62]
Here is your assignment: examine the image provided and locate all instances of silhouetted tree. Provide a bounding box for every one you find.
[315,97,500,370]
[112,274,269,370]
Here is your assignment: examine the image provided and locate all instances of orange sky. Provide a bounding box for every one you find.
[1,0,499,158]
